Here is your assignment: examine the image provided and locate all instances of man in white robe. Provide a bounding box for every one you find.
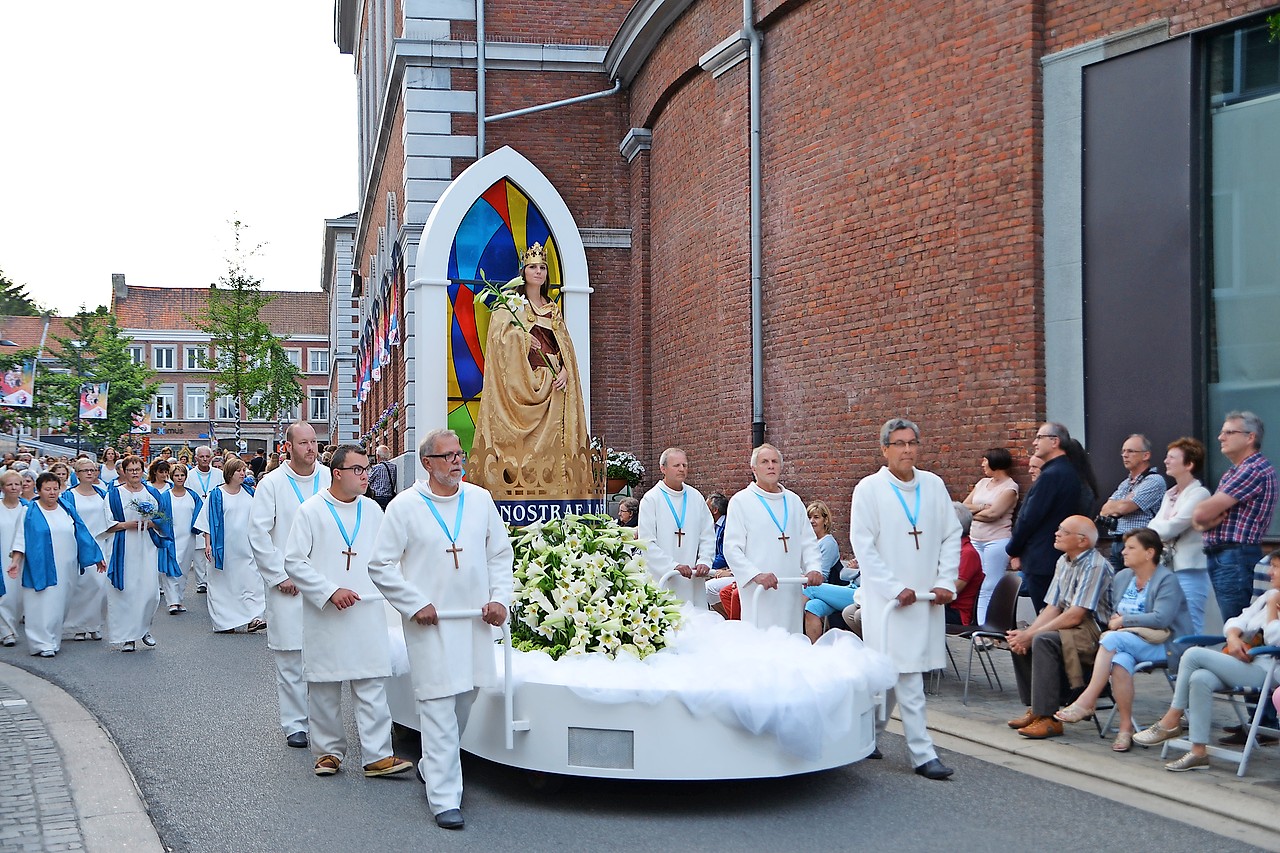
[367,428,513,831]
[186,446,224,592]
[249,422,330,749]
[284,445,412,778]
[637,447,716,606]
[723,443,824,632]
[851,417,960,780]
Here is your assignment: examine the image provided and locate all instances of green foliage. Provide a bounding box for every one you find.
[0,269,42,316]
[43,310,159,450]
[1270,12,1280,42]
[250,340,305,424]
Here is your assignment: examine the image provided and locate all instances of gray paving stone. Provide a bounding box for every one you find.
[0,682,86,853]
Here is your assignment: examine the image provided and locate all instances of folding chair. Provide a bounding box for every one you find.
[1159,634,1280,777]
[954,572,1022,705]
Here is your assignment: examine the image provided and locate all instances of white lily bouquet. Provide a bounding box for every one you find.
[510,514,684,660]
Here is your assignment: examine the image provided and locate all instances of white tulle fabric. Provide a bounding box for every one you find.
[389,609,898,758]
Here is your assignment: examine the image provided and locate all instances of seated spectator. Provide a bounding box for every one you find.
[1006,515,1114,739]
[1145,437,1212,633]
[704,492,735,616]
[1053,528,1191,751]
[807,501,843,583]
[617,496,639,528]
[1133,549,1280,770]
[949,503,984,626]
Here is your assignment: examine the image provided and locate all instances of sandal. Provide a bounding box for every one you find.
[1054,703,1095,724]
[1112,731,1133,752]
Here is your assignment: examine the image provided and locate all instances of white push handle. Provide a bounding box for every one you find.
[874,592,938,721]
[432,608,527,749]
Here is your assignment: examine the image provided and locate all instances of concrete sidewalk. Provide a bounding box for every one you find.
[907,641,1280,850]
[0,662,163,853]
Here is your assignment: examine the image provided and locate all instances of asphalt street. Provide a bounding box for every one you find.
[1,578,1266,853]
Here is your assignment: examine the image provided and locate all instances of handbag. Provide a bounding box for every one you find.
[1118,625,1172,644]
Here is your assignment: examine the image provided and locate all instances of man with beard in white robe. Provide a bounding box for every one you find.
[367,429,513,831]
[249,422,330,749]
[851,417,961,780]
[186,446,224,593]
[723,443,824,632]
[285,445,413,779]
[637,447,716,607]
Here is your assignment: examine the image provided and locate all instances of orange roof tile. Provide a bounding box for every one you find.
[110,286,328,338]
[0,315,77,351]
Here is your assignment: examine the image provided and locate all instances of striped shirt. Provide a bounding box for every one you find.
[1107,470,1166,536]
[1204,452,1278,547]
[1045,547,1114,627]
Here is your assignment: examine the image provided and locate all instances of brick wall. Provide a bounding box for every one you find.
[1042,0,1277,50]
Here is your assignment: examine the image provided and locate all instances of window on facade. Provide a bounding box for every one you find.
[185,385,208,420]
[129,346,144,366]
[153,392,175,420]
[308,388,328,422]
[1206,20,1280,517]
[216,395,239,421]
[285,348,302,369]
[185,346,204,370]
[153,347,175,371]
[309,349,329,374]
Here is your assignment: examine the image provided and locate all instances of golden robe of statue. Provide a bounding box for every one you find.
[467,277,594,501]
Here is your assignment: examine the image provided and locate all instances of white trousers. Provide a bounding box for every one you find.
[417,690,477,815]
[160,571,186,606]
[876,672,938,767]
[272,649,309,735]
[307,678,394,765]
[191,548,210,586]
[0,581,23,640]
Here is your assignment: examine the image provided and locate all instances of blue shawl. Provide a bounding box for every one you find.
[207,484,252,570]
[0,498,28,596]
[21,498,104,592]
[107,484,180,591]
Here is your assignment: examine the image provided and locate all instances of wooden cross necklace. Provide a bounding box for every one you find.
[660,486,688,548]
[420,488,466,570]
[890,477,923,550]
[753,489,791,553]
[324,495,363,571]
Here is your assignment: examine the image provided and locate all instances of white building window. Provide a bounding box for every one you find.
[308,388,329,422]
[309,349,329,374]
[128,346,144,365]
[216,395,239,421]
[185,385,208,420]
[283,402,301,422]
[184,346,205,370]
[285,348,302,369]
[153,347,176,371]
[153,390,176,420]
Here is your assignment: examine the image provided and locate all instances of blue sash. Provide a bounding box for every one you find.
[21,499,104,592]
[207,484,252,570]
[107,484,179,591]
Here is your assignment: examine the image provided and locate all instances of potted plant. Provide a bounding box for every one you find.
[598,443,644,494]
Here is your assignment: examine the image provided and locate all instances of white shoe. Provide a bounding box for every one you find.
[142,633,156,647]
[0,635,15,647]
[122,641,136,653]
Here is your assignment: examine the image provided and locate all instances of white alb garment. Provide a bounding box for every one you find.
[12,505,75,654]
[637,481,716,606]
[0,501,25,639]
[723,482,822,633]
[161,489,197,604]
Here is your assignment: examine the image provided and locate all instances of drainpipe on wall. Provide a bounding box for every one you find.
[745,0,765,448]
[476,0,486,156]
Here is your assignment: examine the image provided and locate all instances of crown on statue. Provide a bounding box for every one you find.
[522,242,547,267]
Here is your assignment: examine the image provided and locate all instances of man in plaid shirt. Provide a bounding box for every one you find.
[367,445,398,511]
[1193,411,1278,620]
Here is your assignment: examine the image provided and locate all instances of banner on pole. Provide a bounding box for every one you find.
[79,382,109,419]
[0,359,36,408]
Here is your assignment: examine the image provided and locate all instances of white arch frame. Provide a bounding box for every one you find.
[411,146,593,453]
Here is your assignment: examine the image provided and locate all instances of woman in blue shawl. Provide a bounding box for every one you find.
[9,473,104,656]
[104,455,179,652]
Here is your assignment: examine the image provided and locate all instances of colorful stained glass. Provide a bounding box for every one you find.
[447,178,561,452]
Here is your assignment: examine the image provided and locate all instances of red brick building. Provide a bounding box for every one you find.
[333,0,1280,539]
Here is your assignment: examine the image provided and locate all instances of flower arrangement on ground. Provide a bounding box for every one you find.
[510,514,684,660]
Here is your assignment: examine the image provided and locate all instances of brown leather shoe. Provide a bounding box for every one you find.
[1007,708,1036,730]
[314,754,341,776]
[1017,716,1064,739]
[363,756,414,777]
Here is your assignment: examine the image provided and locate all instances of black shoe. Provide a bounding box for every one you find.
[435,808,464,830]
[196,584,207,594]
[1218,729,1278,746]
[286,731,309,749]
[914,758,954,780]
[868,746,883,760]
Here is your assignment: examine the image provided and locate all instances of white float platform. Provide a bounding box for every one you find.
[384,604,889,781]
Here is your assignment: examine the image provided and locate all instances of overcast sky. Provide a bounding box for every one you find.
[0,3,357,315]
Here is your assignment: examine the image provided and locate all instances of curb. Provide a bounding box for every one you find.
[0,661,165,853]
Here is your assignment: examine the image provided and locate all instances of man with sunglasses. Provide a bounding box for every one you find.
[1007,423,1084,612]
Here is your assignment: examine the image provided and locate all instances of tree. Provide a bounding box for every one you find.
[252,341,306,440]
[188,220,301,444]
[43,310,158,451]
[0,269,42,316]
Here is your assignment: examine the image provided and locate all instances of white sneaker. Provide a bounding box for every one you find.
[142,633,156,647]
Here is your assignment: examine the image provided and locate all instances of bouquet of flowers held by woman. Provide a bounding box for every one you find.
[510,514,684,660]
[128,497,169,528]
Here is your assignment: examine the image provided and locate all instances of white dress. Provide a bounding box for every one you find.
[12,504,76,654]
[106,486,162,644]
[162,490,198,605]
[64,489,111,635]
[195,488,264,631]
[0,501,26,640]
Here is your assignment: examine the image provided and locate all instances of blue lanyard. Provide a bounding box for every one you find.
[891,480,922,548]
[660,488,688,534]
[196,470,212,494]
[287,473,321,504]
[420,490,466,549]
[753,490,789,538]
[324,497,362,560]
